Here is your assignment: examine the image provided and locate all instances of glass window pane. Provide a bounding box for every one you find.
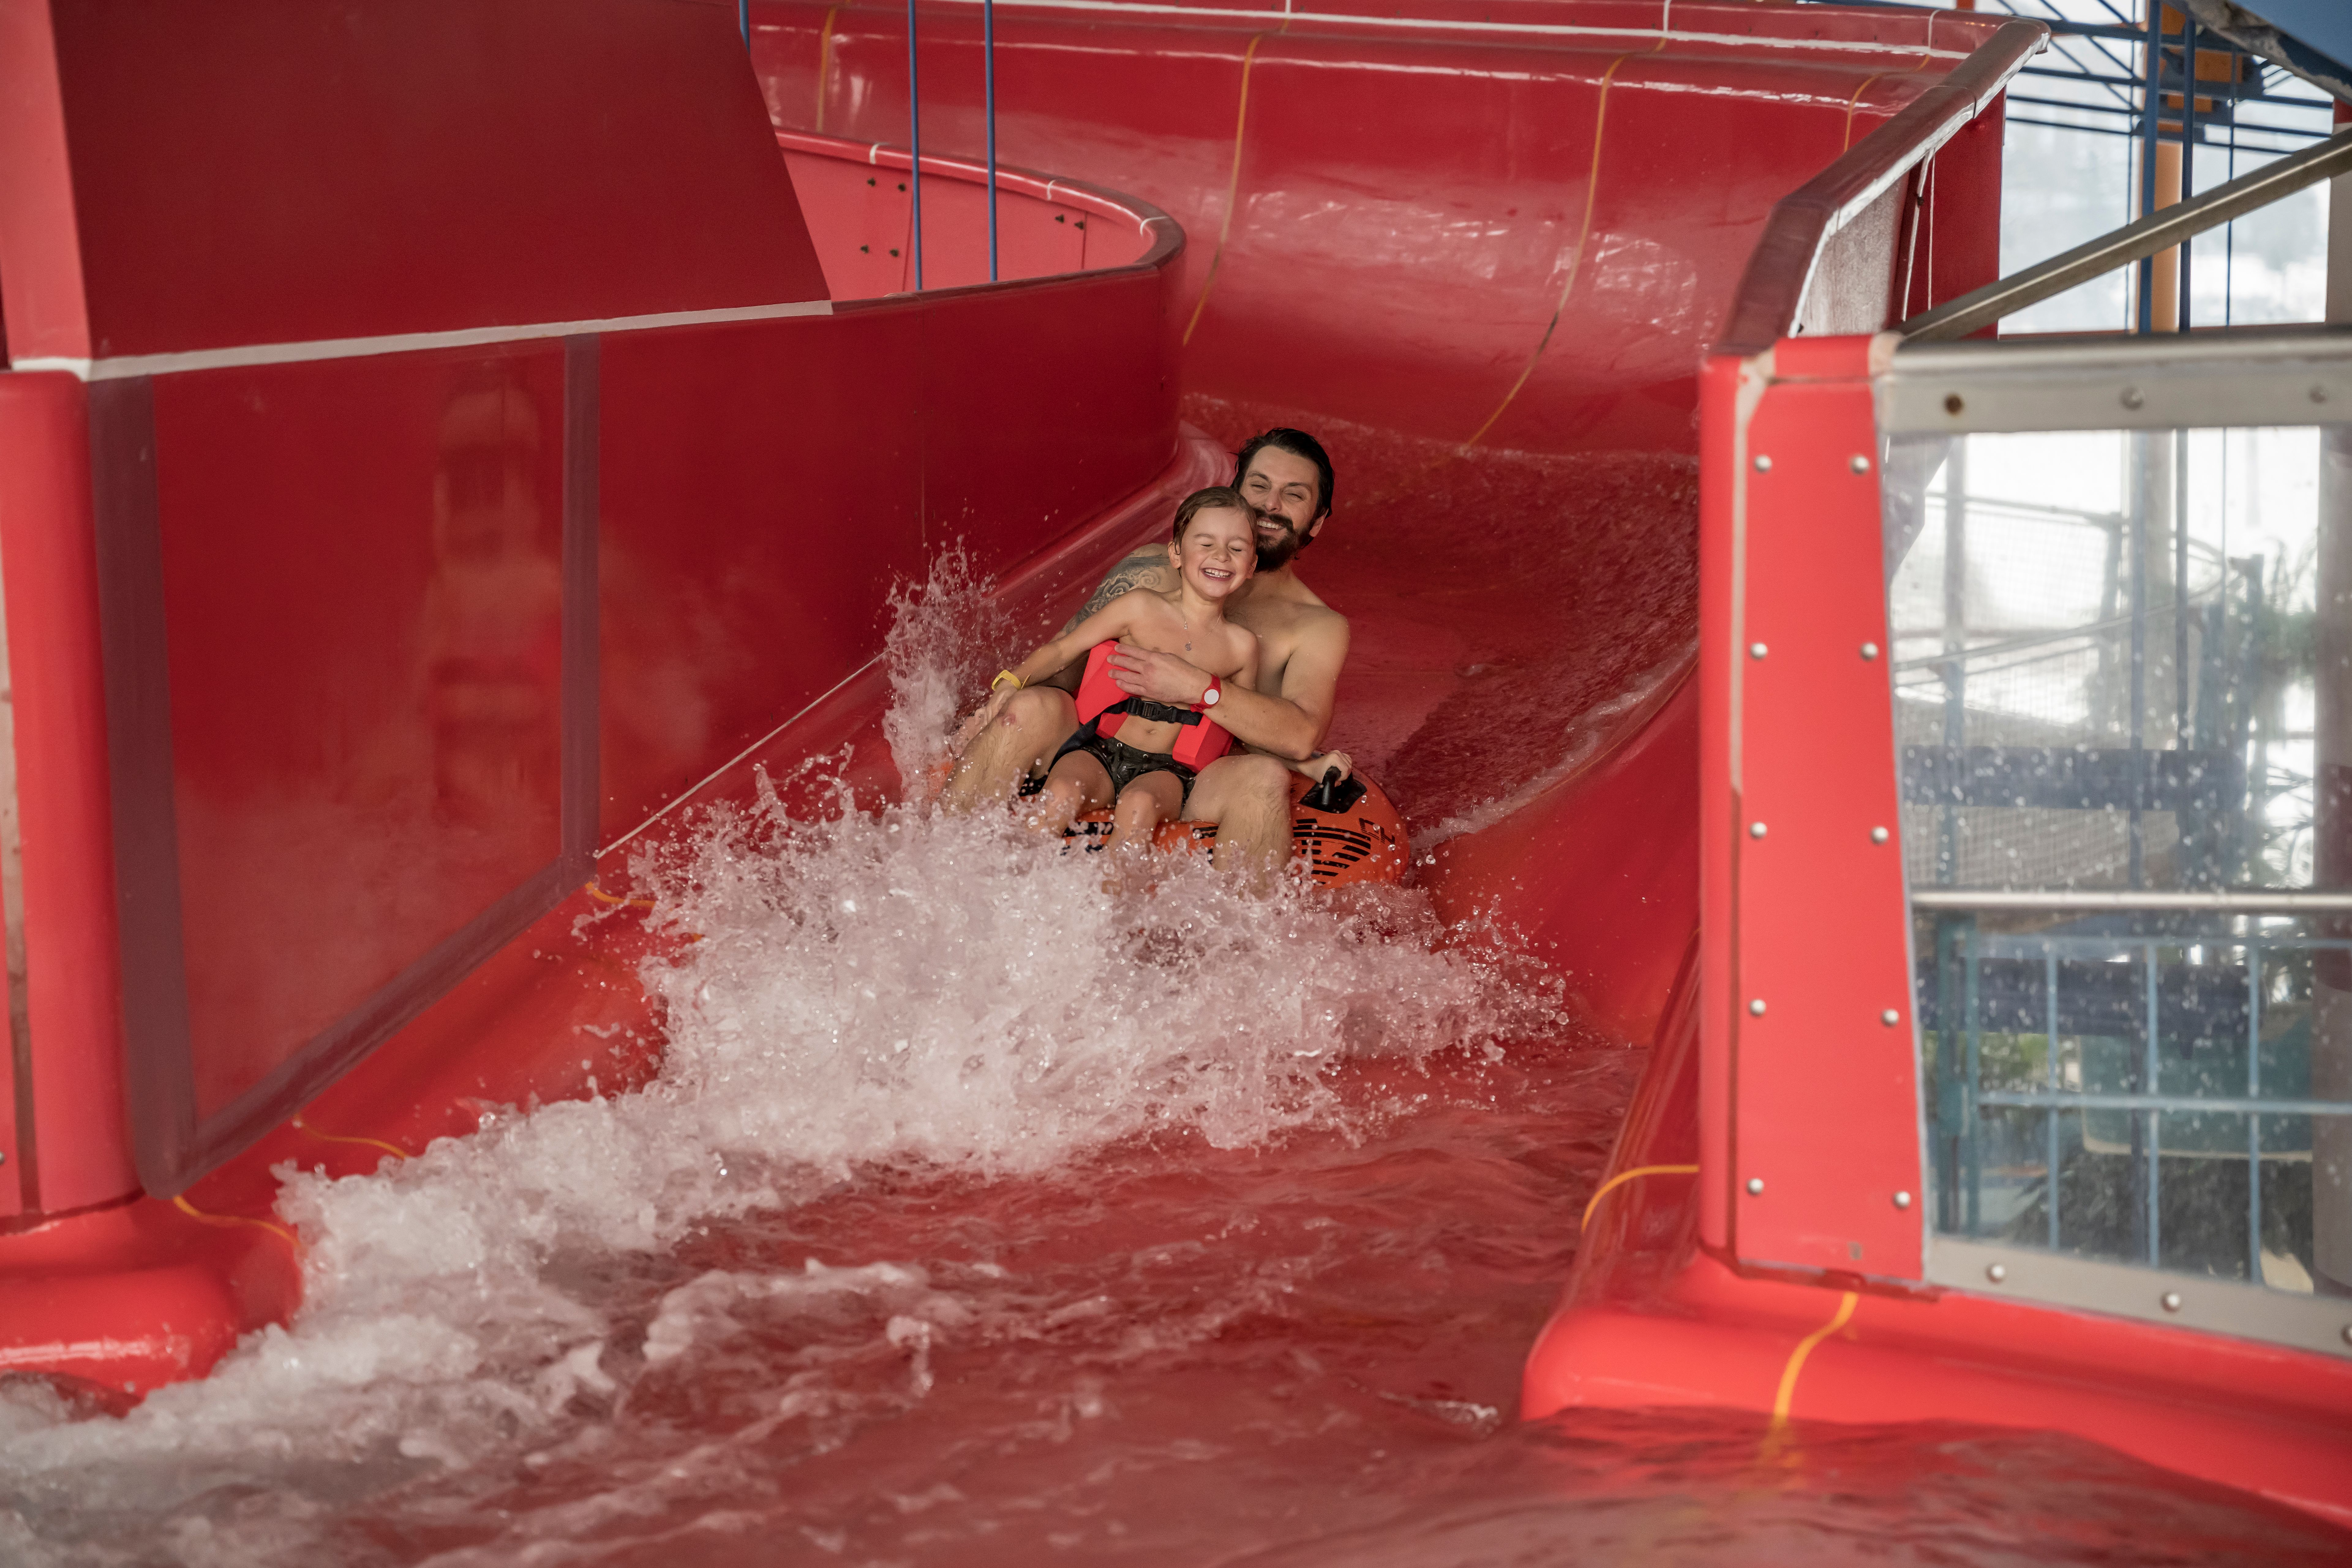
[1888,425,2352,1303]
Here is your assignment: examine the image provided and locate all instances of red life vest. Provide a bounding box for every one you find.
[1074,641,1235,769]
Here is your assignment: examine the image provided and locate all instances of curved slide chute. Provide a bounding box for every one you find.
[0,0,2015,1419]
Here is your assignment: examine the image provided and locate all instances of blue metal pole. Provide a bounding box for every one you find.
[908,0,924,290]
[984,0,999,282]
[2179,15,2196,333]
[739,0,749,49]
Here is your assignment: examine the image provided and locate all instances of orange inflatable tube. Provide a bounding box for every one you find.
[1066,770,1409,887]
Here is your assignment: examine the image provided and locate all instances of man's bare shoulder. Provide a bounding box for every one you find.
[1234,574,1345,641]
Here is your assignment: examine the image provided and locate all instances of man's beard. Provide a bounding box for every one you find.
[1252,507,1309,571]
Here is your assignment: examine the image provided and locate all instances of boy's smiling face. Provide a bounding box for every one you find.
[1169,504,1257,603]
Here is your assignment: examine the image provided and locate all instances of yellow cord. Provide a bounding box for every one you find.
[814,6,840,133]
[585,882,658,911]
[171,1194,302,1255]
[1457,49,1636,452]
[1182,32,1270,346]
[1579,1162,1699,1228]
[1839,73,1887,152]
[291,1115,411,1162]
[1770,1290,1859,1428]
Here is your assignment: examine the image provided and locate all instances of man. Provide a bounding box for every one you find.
[943,428,1350,886]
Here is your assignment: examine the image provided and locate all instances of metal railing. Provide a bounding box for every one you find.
[1902,126,2352,341]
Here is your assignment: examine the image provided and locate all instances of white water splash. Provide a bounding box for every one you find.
[880,543,1014,789]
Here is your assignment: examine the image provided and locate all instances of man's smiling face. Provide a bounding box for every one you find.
[1237,446,1325,571]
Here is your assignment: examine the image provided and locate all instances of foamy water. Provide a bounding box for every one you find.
[0,560,1560,1566]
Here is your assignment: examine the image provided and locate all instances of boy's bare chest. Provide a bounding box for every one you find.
[1136,599,1243,669]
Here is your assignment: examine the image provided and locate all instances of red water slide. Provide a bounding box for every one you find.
[0,0,1993,1383]
[3,0,2342,1530]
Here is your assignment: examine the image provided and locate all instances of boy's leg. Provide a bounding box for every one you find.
[1103,772,1185,858]
[1031,750,1112,834]
[942,687,1080,811]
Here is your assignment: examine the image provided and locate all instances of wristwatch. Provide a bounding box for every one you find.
[1201,677,1222,707]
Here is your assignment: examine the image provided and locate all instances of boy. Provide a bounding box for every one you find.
[971,487,1261,874]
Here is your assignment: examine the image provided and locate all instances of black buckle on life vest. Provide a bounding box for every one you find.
[1107,697,1201,727]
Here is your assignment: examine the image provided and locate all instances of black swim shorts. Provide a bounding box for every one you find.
[1045,726,1199,808]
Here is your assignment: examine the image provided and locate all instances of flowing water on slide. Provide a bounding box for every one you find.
[0,551,2344,1566]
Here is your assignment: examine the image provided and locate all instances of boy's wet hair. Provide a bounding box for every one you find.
[1171,485,1250,541]
[1233,427,1334,521]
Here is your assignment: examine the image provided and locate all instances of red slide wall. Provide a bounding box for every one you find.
[0,0,1190,1389]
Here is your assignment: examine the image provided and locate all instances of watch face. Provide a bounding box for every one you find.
[1203,686,1219,705]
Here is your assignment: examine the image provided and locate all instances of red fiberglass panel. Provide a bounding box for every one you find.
[152,349,567,1122]
[596,273,1177,842]
[780,147,1119,298]
[1727,362,1921,1279]
[31,0,824,361]
[0,374,134,1213]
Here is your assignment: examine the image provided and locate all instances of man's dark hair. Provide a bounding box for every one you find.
[1233,427,1334,521]
[1171,484,1249,540]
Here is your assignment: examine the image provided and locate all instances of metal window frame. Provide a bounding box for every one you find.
[1930,1236,2352,1356]
[1881,325,2352,434]
[1880,321,2352,1358]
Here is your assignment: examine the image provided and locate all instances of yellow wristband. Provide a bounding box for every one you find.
[990,670,1024,692]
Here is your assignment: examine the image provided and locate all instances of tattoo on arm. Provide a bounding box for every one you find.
[1058,549,1171,634]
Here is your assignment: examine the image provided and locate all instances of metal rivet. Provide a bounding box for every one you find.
[2312,385,2330,404]
[1892,1190,1912,1210]
[1749,999,1766,1016]
[1749,822,1767,839]
[2161,1291,2183,1313]
[1746,1178,1764,1196]
[1871,826,1890,844]
[2121,386,2144,410]
[1859,642,1880,660]
[1986,1263,2007,1283]
[1881,1008,1900,1027]
[1753,454,1773,472]
[2342,1324,2352,1346]
[1849,453,1871,474]
[1943,393,1963,416]
[1749,642,1768,660]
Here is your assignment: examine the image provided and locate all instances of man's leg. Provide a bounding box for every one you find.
[942,687,1079,811]
[1181,753,1295,893]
